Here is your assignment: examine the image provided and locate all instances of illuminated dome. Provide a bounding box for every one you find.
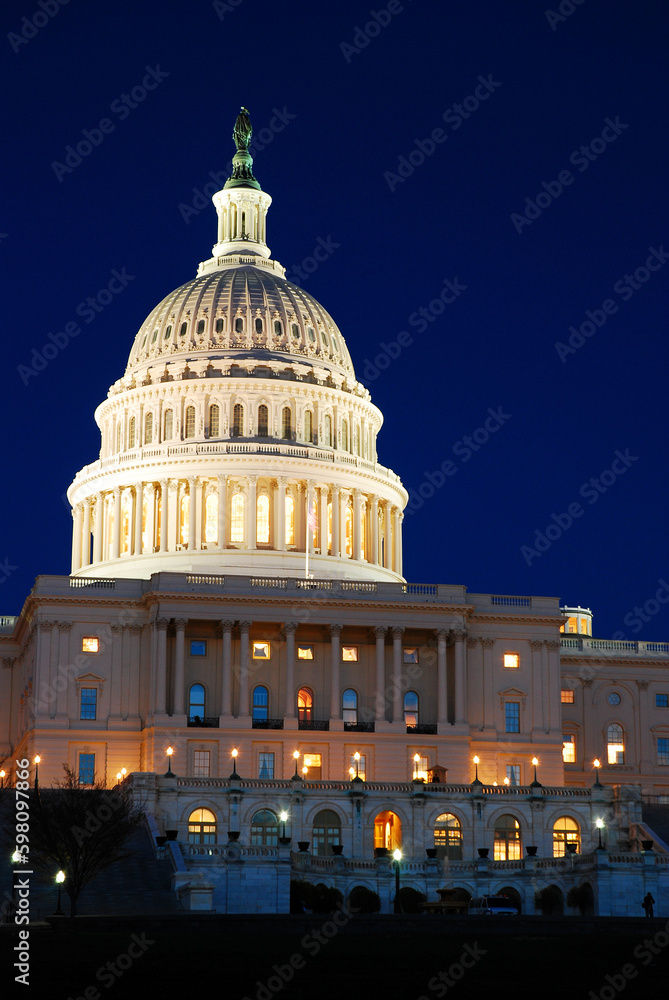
[67,108,406,583]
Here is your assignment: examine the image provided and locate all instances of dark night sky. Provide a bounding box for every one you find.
[2,0,668,640]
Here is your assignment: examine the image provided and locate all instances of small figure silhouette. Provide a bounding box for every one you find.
[642,892,655,917]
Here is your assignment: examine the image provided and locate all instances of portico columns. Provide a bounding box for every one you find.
[217,474,227,548]
[188,478,197,550]
[284,622,297,718]
[92,497,103,564]
[82,500,92,567]
[392,506,400,573]
[173,618,187,715]
[436,629,448,725]
[331,486,340,557]
[220,619,234,718]
[319,486,328,554]
[133,485,143,556]
[374,626,386,722]
[392,627,404,723]
[238,620,252,717]
[246,477,257,550]
[276,477,286,551]
[352,490,362,561]
[72,504,83,572]
[370,496,379,566]
[155,618,169,715]
[159,479,168,552]
[453,629,467,724]
[383,502,391,569]
[112,487,121,559]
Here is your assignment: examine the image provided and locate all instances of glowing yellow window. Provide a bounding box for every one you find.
[303,752,322,778]
[285,495,295,546]
[230,492,244,543]
[180,493,189,545]
[342,646,358,661]
[403,648,419,664]
[561,689,575,704]
[503,653,519,669]
[257,494,270,544]
[205,493,218,544]
[562,735,576,763]
[345,505,353,557]
[253,642,270,659]
[82,637,99,653]
[298,645,314,660]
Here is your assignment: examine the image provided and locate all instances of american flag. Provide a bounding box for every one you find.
[307,503,317,532]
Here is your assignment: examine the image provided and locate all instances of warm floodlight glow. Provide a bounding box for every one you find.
[532,757,539,766]
[116,772,122,781]
[596,818,604,829]
[302,766,308,775]
[231,748,238,759]
[34,755,41,764]
[121,767,127,776]
[504,777,510,786]
[473,755,480,765]
[349,767,355,777]
[354,751,360,762]
[393,848,402,862]
[56,871,65,884]
[413,753,420,762]
[594,758,601,768]
[166,747,173,757]
[280,811,288,822]
[293,750,300,760]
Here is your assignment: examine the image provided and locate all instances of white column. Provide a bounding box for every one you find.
[352,489,362,561]
[188,477,197,550]
[145,484,155,553]
[397,511,403,576]
[547,639,560,733]
[306,481,315,555]
[383,502,391,569]
[375,626,386,722]
[247,476,257,550]
[276,477,286,550]
[319,486,328,555]
[159,480,169,552]
[392,506,400,573]
[340,489,348,557]
[453,629,467,724]
[238,620,251,717]
[371,496,379,566]
[296,483,305,551]
[392,627,403,723]
[72,504,83,572]
[81,501,91,567]
[330,624,342,720]
[173,618,187,715]
[284,622,297,718]
[133,484,143,556]
[220,619,234,717]
[111,488,121,560]
[168,480,178,552]
[56,621,72,717]
[331,486,340,557]
[92,496,103,564]
[155,618,169,715]
[541,641,550,734]
[437,629,448,725]
[217,474,227,548]
[481,638,494,730]
[194,477,203,549]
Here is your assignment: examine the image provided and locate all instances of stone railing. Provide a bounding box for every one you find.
[561,637,669,656]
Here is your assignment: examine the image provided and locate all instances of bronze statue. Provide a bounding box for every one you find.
[233,107,252,152]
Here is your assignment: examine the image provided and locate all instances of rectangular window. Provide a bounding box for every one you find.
[658,739,669,766]
[403,647,419,664]
[505,701,520,733]
[561,689,575,704]
[413,755,429,781]
[78,753,95,785]
[252,642,270,659]
[349,753,366,781]
[506,764,520,786]
[656,694,669,708]
[303,752,322,778]
[342,646,358,661]
[562,735,576,763]
[82,636,99,653]
[503,653,519,669]
[193,750,210,777]
[190,640,206,656]
[258,752,275,779]
[80,688,97,721]
[297,645,314,660]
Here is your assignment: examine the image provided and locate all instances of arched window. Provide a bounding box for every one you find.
[120,494,131,554]
[360,506,366,560]
[252,685,268,722]
[345,505,353,557]
[354,424,360,455]
[374,810,402,851]
[553,817,580,858]
[180,493,189,545]
[235,317,244,334]
[341,419,348,451]
[607,723,625,764]
[164,410,173,440]
[230,493,245,544]
[312,809,341,857]
[257,494,270,545]
[297,687,313,723]
[197,319,205,336]
[327,502,332,554]
[184,406,195,439]
[404,691,419,727]
[258,404,269,436]
[274,320,282,337]
[251,809,278,846]
[116,422,122,453]
[255,318,263,335]
[494,815,522,860]
[434,813,463,861]
[188,807,217,845]
[304,410,313,442]
[205,493,218,544]
[232,403,244,437]
[209,404,220,438]
[282,406,292,440]
[128,417,136,449]
[215,317,224,335]
[285,495,295,546]
[144,411,153,445]
[324,414,332,447]
[189,683,205,721]
[342,689,357,725]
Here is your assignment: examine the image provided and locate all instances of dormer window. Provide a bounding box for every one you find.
[291,323,300,340]
[274,320,283,336]
[235,318,244,333]
[255,318,263,334]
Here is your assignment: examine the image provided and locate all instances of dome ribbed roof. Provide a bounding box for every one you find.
[125,265,354,380]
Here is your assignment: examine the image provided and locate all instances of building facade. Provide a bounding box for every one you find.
[2,110,668,915]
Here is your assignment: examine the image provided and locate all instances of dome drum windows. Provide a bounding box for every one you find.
[163,410,173,441]
[184,406,196,440]
[282,407,292,441]
[257,404,269,437]
[232,403,244,437]
[208,404,220,438]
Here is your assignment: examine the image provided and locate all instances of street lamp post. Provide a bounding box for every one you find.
[0,769,5,789]
[34,755,40,788]
[54,871,65,916]
[165,747,175,777]
[393,848,402,913]
[230,748,239,779]
[279,810,290,845]
[354,751,360,778]
[596,819,605,851]
[292,750,301,779]
[593,759,602,788]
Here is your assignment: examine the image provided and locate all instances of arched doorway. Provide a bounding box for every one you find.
[312,809,341,856]
[497,885,522,914]
[374,810,402,851]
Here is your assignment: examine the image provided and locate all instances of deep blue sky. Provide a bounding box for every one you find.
[2,0,668,639]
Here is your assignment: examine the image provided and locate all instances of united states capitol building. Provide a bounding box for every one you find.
[2,110,668,917]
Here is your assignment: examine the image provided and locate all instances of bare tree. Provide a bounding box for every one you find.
[27,766,144,917]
